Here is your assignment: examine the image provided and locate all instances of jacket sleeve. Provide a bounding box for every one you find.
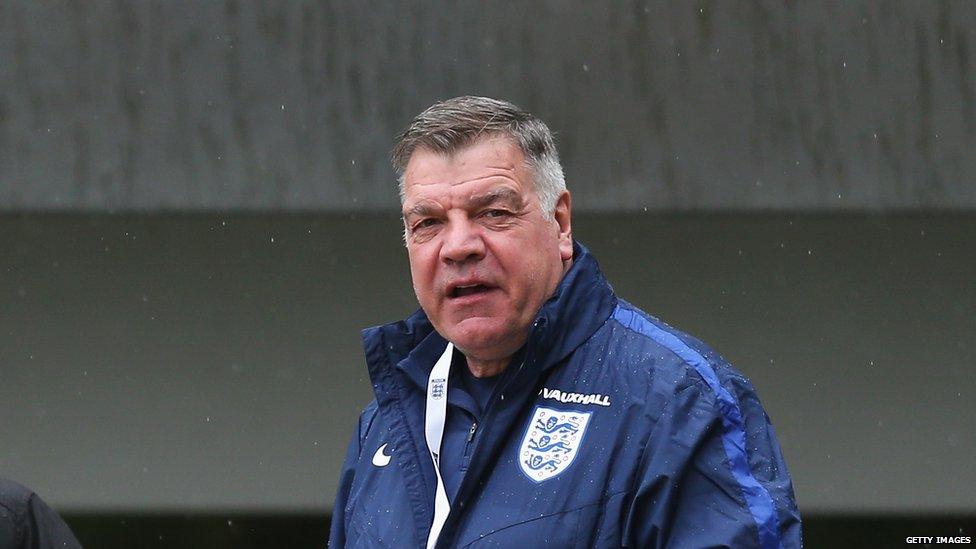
[328,401,378,548]
[624,377,802,548]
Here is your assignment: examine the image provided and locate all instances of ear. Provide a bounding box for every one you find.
[553,191,573,261]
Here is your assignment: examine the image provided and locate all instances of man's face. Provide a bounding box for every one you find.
[401,136,573,365]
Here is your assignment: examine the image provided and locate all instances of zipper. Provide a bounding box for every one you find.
[440,320,543,545]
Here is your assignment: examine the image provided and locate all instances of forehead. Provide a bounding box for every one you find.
[402,137,530,200]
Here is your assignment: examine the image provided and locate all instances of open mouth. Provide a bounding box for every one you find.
[450,284,492,298]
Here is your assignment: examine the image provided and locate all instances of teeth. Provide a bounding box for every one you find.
[452,283,486,297]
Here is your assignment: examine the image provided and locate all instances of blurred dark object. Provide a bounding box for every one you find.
[0,478,82,549]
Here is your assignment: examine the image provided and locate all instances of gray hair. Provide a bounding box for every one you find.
[392,96,566,218]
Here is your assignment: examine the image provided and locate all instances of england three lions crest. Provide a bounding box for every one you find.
[518,406,592,482]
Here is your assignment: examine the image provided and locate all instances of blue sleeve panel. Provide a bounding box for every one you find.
[614,306,802,548]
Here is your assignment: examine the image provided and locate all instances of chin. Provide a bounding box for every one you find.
[445,318,516,359]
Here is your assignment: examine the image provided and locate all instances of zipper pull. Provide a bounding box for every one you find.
[467,421,478,442]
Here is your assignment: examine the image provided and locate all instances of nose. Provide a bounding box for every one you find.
[439,216,485,265]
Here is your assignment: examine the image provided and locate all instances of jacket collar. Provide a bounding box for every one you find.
[362,241,617,394]
[528,241,618,372]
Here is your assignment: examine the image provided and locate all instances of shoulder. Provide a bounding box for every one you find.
[356,400,380,443]
[600,300,759,406]
[360,399,379,421]
[362,399,379,422]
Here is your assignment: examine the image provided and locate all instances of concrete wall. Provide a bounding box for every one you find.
[1,1,975,211]
[1,213,973,514]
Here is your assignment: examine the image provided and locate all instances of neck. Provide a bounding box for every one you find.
[464,355,509,378]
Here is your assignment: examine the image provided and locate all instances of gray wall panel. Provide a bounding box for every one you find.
[1,213,973,514]
[1,1,975,211]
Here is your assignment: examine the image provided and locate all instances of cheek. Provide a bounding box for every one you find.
[408,251,438,298]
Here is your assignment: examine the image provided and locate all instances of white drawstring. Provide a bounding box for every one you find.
[424,341,454,549]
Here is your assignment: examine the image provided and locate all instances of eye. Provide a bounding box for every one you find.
[412,218,440,232]
[482,209,510,219]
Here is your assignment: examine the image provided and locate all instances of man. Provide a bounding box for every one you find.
[330,96,801,548]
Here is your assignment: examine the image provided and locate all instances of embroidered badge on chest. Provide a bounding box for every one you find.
[518,406,592,482]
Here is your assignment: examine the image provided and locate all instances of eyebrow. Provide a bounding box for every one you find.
[402,188,524,219]
[466,187,524,210]
[402,201,440,219]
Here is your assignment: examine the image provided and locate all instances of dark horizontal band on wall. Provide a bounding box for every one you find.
[61,512,975,549]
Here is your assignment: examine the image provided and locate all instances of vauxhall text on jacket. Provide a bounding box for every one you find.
[330,243,802,548]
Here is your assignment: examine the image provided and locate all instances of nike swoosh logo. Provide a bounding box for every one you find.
[372,443,392,467]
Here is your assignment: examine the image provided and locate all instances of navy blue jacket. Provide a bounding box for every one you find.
[330,244,801,548]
